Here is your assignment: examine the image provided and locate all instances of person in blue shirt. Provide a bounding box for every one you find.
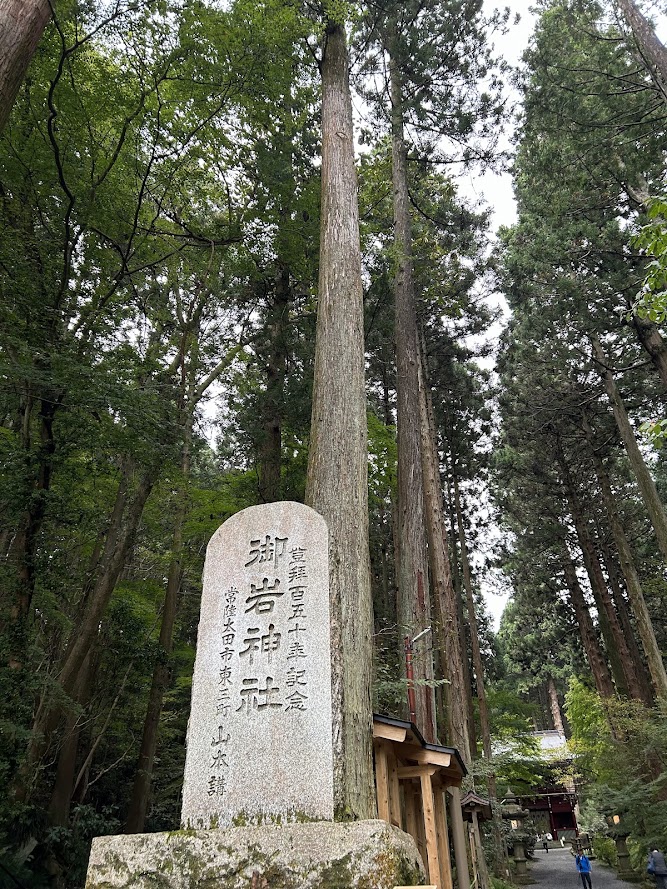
[576,852,592,889]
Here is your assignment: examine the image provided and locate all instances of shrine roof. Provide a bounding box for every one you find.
[373,713,468,777]
[460,791,493,820]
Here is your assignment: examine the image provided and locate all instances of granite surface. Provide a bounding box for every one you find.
[181,502,334,829]
[85,821,425,889]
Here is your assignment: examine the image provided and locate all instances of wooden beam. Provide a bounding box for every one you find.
[434,787,453,889]
[415,784,428,868]
[404,783,419,845]
[388,744,403,828]
[448,785,470,889]
[375,740,391,823]
[401,743,453,769]
[373,722,407,743]
[398,765,439,780]
[421,770,441,887]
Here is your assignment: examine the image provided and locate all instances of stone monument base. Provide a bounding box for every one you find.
[85,819,425,889]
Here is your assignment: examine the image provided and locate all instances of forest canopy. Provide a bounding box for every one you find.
[0,0,666,885]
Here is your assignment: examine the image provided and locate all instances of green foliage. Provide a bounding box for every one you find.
[592,836,617,867]
[633,197,667,325]
[486,688,537,746]
[565,680,611,777]
[2,0,665,886]
[367,412,397,512]
[639,418,667,450]
[632,196,667,446]
[565,680,667,852]
[578,801,611,839]
[490,877,515,889]
[0,0,324,881]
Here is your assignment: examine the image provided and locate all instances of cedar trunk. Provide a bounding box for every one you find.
[631,316,667,390]
[593,338,667,563]
[305,20,375,820]
[588,446,667,700]
[615,0,667,97]
[0,0,51,134]
[454,475,505,877]
[389,40,436,742]
[446,471,477,751]
[454,476,490,758]
[546,676,565,735]
[418,351,471,761]
[558,450,643,699]
[560,547,615,699]
[595,531,654,706]
[258,266,289,503]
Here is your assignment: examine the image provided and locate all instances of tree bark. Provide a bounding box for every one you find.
[47,649,96,826]
[445,470,477,753]
[305,19,375,820]
[4,395,56,625]
[558,446,644,699]
[571,510,636,697]
[593,337,667,564]
[13,457,157,801]
[630,315,667,390]
[615,0,667,100]
[453,477,489,757]
[257,266,289,503]
[586,440,667,700]
[595,530,654,705]
[454,474,505,876]
[125,429,192,833]
[560,547,615,699]
[388,34,436,742]
[59,460,156,694]
[0,0,51,135]
[418,348,471,761]
[546,676,565,735]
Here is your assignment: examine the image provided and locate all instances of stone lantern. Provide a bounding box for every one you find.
[502,789,531,883]
[606,814,638,882]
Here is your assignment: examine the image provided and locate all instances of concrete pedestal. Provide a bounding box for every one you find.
[513,840,530,883]
[85,820,425,889]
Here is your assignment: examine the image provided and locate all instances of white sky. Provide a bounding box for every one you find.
[457,0,537,630]
[460,0,538,233]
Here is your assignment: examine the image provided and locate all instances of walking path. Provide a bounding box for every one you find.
[529,847,637,889]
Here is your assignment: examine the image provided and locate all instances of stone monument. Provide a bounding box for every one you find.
[181,501,333,828]
[85,503,425,889]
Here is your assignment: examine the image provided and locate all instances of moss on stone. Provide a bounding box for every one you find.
[318,852,354,888]
[356,845,424,889]
[231,808,319,828]
[86,822,424,888]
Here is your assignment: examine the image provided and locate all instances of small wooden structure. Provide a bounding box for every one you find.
[373,715,470,889]
[460,791,492,823]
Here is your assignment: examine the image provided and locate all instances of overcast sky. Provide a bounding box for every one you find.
[462,0,537,630]
[460,0,537,230]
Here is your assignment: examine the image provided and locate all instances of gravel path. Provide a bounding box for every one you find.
[529,846,636,889]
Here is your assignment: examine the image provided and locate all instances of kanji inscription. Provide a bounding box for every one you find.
[181,502,333,829]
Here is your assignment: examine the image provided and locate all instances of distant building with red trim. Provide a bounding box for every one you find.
[515,730,579,841]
